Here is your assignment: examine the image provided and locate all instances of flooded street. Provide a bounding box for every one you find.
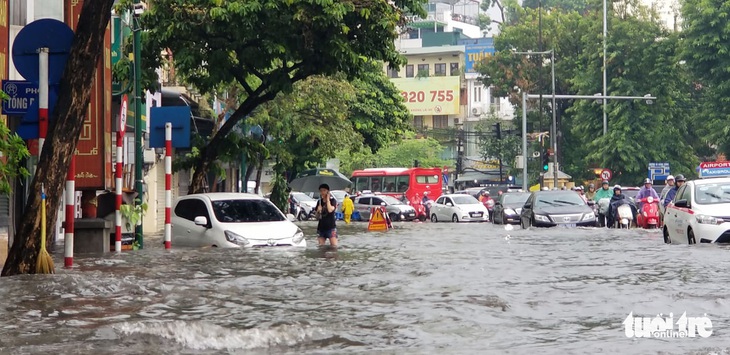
[1,222,730,354]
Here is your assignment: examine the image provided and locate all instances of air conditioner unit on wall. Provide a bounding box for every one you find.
[454,118,460,124]
[471,107,482,116]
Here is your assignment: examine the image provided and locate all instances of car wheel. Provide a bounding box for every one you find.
[389,213,399,222]
[452,214,459,223]
[663,226,671,244]
[419,215,427,222]
[430,214,438,223]
[688,228,696,245]
[297,211,306,221]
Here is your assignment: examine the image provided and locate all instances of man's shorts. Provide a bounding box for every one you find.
[317,228,337,239]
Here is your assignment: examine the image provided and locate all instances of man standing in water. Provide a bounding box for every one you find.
[316,183,338,247]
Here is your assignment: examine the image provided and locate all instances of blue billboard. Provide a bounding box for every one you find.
[459,38,495,74]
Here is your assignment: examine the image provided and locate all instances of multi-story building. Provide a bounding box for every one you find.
[386,3,514,188]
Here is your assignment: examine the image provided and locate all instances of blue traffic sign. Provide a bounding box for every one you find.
[16,86,59,140]
[1,80,38,115]
[149,106,192,148]
[648,162,671,181]
[12,19,74,83]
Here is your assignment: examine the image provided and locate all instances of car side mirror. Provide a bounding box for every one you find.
[286,214,297,222]
[194,216,209,227]
[674,199,688,208]
[446,202,453,207]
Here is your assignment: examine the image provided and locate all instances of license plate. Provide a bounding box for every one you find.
[471,212,483,217]
[560,223,577,228]
[409,213,415,216]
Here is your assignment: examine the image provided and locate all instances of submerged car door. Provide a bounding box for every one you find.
[432,197,445,219]
[442,196,456,220]
[355,197,371,219]
[173,198,213,247]
[668,184,692,242]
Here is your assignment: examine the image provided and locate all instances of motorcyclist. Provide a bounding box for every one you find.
[576,186,588,203]
[607,185,637,228]
[663,174,686,207]
[480,191,495,219]
[636,178,659,208]
[658,175,675,214]
[585,183,596,200]
[421,191,433,217]
[593,180,613,202]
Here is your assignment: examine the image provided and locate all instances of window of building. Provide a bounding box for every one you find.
[10,0,28,26]
[406,64,414,78]
[433,115,449,129]
[474,86,482,103]
[387,66,399,78]
[413,116,424,129]
[450,62,460,76]
[434,63,446,76]
[489,87,500,109]
[417,64,429,76]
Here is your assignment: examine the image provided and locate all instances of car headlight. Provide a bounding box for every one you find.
[292,229,305,244]
[515,208,522,214]
[224,230,250,245]
[581,212,595,221]
[696,214,725,225]
[534,214,550,222]
[504,208,516,215]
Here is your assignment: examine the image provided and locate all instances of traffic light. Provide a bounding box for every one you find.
[542,148,549,172]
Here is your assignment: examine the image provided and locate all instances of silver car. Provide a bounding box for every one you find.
[354,194,417,221]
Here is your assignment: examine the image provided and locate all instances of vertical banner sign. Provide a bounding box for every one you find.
[463,39,495,74]
[65,0,113,189]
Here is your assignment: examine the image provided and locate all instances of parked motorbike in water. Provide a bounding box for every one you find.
[636,197,661,229]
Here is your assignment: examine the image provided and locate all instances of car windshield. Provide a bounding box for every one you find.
[211,199,286,223]
[292,193,315,202]
[331,191,347,199]
[622,189,639,199]
[381,196,404,205]
[502,193,530,205]
[695,183,730,205]
[452,195,480,205]
[536,192,585,207]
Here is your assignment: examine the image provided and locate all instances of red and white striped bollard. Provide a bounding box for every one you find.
[164,122,172,249]
[64,156,75,268]
[115,95,127,252]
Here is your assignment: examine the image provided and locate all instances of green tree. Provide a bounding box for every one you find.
[0,92,30,194]
[476,119,521,175]
[681,0,730,157]
[139,0,427,194]
[348,60,412,153]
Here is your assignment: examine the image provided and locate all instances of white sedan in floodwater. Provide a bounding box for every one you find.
[430,194,490,223]
[172,193,306,248]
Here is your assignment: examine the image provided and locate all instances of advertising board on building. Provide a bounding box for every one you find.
[390,76,460,115]
[461,38,495,74]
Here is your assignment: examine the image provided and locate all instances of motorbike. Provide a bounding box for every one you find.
[597,198,611,227]
[615,204,635,228]
[407,200,428,222]
[636,197,661,229]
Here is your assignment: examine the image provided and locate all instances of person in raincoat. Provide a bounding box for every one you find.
[341,194,355,224]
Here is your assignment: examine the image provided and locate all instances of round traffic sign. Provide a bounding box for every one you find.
[601,169,613,181]
[119,94,128,131]
[12,19,74,83]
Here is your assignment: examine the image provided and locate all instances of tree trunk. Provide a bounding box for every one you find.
[254,156,264,194]
[2,0,115,276]
[188,92,278,194]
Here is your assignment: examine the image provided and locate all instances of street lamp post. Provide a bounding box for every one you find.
[521,93,655,190]
[513,50,558,188]
[132,0,145,248]
[603,0,608,136]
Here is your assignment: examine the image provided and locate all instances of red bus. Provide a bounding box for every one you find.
[350,167,444,201]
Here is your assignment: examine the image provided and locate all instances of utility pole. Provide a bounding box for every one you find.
[496,122,503,182]
[603,0,608,135]
[132,0,144,248]
[456,129,464,187]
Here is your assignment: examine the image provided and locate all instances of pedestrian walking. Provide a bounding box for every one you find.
[316,183,338,247]
[341,193,354,224]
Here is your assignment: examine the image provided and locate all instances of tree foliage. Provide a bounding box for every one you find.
[477,1,704,185]
[681,0,730,157]
[336,132,452,175]
[138,0,427,193]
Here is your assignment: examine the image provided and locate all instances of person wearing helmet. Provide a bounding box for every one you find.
[593,180,613,202]
[576,186,588,203]
[663,174,686,207]
[585,183,596,200]
[607,185,637,227]
[636,178,659,208]
[659,175,675,213]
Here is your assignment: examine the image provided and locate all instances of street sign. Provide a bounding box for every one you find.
[149,106,191,148]
[12,19,74,83]
[601,169,612,181]
[119,94,128,132]
[698,161,730,178]
[1,80,38,115]
[648,162,671,181]
[15,87,59,140]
